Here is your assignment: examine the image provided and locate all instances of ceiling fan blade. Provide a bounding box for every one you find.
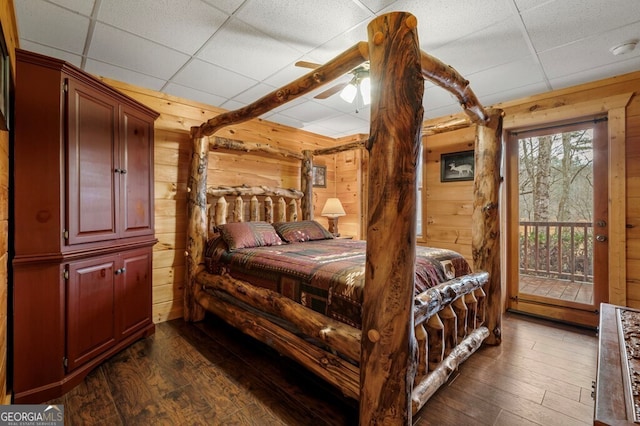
[295,60,322,69]
[314,82,348,99]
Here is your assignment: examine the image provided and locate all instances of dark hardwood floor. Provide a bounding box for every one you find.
[47,312,598,425]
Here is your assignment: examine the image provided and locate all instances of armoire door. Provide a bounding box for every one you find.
[66,255,118,371]
[119,105,154,238]
[66,77,119,245]
[117,247,153,339]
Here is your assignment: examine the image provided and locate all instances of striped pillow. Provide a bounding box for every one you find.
[273,220,334,243]
[219,221,283,250]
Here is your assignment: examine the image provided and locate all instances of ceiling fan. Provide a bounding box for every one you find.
[295,61,371,108]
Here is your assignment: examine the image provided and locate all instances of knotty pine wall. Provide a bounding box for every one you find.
[99,78,346,323]
[0,0,17,404]
[421,126,476,261]
[334,135,368,239]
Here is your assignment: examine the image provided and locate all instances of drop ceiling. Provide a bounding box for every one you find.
[14,0,640,138]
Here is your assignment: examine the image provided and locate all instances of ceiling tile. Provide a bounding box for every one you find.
[466,56,548,98]
[306,20,370,64]
[197,18,302,81]
[513,0,555,13]
[230,83,278,104]
[164,83,228,107]
[429,18,531,76]
[263,62,322,89]
[48,0,96,16]
[276,99,342,123]
[235,0,371,52]
[97,0,229,55]
[85,59,167,91]
[522,0,640,52]
[481,81,550,107]
[261,113,305,129]
[357,0,399,13]
[15,0,89,54]
[310,114,370,135]
[88,23,190,79]
[172,59,257,99]
[383,0,513,50]
[423,86,460,112]
[201,0,246,15]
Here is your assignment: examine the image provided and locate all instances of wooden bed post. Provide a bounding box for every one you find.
[360,12,423,425]
[302,149,313,220]
[184,130,208,322]
[472,108,503,345]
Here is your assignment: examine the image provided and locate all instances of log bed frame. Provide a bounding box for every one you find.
[185,12,503,424]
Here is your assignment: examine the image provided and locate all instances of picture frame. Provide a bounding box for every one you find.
[441,150,474,182]
[312,165,327,187]
[0,22,9,131]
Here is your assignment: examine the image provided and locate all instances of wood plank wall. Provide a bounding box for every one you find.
[0,0,18,404]
[421,126,476,261]
[334,134,367,240]
[99,79,342,323]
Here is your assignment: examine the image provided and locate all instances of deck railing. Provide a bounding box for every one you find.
[519,221,593,283]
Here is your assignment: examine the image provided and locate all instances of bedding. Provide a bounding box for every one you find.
[205,237,471,328]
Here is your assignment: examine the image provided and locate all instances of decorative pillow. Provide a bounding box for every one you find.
[219,221,283,250]
[273,220,334,243]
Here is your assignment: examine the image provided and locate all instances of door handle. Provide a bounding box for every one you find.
[596,234,607,242]
[596,220,606,227]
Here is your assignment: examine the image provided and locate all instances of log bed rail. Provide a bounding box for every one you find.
[185,11,503,424]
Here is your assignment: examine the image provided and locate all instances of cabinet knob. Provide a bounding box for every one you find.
[120,169,127,174]
[114,168,121,174]
[114,267,126,275]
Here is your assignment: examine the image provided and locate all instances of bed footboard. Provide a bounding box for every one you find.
[411,272,489,413]
[195,268,489,413]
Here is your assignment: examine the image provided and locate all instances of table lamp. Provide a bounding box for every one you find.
[321,198,346,237]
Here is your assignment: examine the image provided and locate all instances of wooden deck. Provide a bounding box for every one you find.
[46,312,597,425]
[519,274,594,304]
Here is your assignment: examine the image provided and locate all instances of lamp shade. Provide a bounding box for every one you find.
[339,83,357,103]
[360,77,371,105]
[321,198,346,218]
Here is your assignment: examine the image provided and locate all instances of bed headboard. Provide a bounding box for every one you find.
[206,184,304,238]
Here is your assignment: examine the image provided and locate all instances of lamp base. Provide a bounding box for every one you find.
[327,217,340,237]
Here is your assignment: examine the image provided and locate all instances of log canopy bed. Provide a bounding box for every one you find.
[185,12,503,424]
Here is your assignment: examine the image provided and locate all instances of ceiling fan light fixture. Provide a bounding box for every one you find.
[360,77,371,105]
[340,83,357,103]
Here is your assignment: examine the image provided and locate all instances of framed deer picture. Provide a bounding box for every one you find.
[441,150,474,182]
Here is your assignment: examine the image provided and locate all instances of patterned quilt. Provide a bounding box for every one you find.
[205,238,470,328]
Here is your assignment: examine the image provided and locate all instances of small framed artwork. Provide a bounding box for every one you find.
[0,22,9,131]
[441,150,474,182]
[312,165,327,187]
